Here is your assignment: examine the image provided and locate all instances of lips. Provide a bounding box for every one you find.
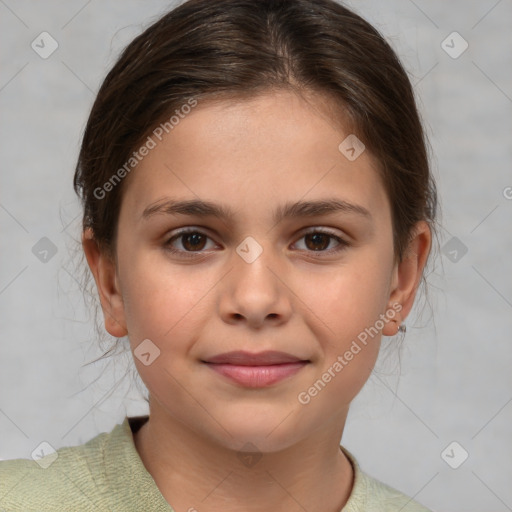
[203,350,307,365]
[202,351,310,388]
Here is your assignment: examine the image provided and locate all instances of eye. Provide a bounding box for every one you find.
[164,227,349,259]
[164,228,217,258]
[292,229,349,255]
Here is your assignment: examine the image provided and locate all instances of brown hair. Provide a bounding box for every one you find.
[73,0,438,350]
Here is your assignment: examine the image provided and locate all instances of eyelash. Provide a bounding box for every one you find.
[164,228,350,259]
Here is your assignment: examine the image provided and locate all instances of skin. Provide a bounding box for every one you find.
[83,89,431,512]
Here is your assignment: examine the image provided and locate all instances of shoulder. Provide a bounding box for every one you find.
[352,472,433,511]
[341,447,433,512]
[0,423,116,511]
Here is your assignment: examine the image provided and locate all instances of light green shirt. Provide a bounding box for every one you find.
[0,416,432,511]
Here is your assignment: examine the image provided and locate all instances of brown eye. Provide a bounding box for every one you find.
[165,229,216,258]
[180,232,207,251]
[293,229,349,255]
[304,232,331,251]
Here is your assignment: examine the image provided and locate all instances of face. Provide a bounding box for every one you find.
[86,90,428,453]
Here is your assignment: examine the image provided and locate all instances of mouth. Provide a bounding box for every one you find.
[202,350,310,388]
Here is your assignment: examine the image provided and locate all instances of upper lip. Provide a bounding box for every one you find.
[203,350,309,366]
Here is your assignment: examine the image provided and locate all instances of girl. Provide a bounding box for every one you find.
[0,0,437,510]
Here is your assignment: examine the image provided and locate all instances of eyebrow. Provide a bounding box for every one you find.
[141,197,372,224]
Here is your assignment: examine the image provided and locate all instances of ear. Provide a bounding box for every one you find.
[81,227,128,338]
[382,220,432,336]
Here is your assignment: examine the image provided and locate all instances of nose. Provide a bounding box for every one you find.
[218,239,293,329]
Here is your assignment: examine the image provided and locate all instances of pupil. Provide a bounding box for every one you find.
[307,233,328,251]
[185,233,204,250]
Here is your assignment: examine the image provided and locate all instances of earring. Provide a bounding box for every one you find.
[391,319,406,334]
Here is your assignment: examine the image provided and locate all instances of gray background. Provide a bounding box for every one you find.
[1,1,511,510]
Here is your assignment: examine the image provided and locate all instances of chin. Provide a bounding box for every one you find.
[225,431,302,455]
[207,409,309,454]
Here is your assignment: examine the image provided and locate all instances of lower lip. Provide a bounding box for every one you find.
[205,362,308,388]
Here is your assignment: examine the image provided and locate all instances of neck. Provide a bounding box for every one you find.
[133,403,354,512]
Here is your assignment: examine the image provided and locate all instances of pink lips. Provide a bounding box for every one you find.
[203,350,309,388]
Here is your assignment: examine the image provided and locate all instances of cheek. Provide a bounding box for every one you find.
[119,249,208,341]
[301,252,391,384]
[297,276,384,411]
[305,254,392,334]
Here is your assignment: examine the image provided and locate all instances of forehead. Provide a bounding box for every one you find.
[119,90,390,225]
